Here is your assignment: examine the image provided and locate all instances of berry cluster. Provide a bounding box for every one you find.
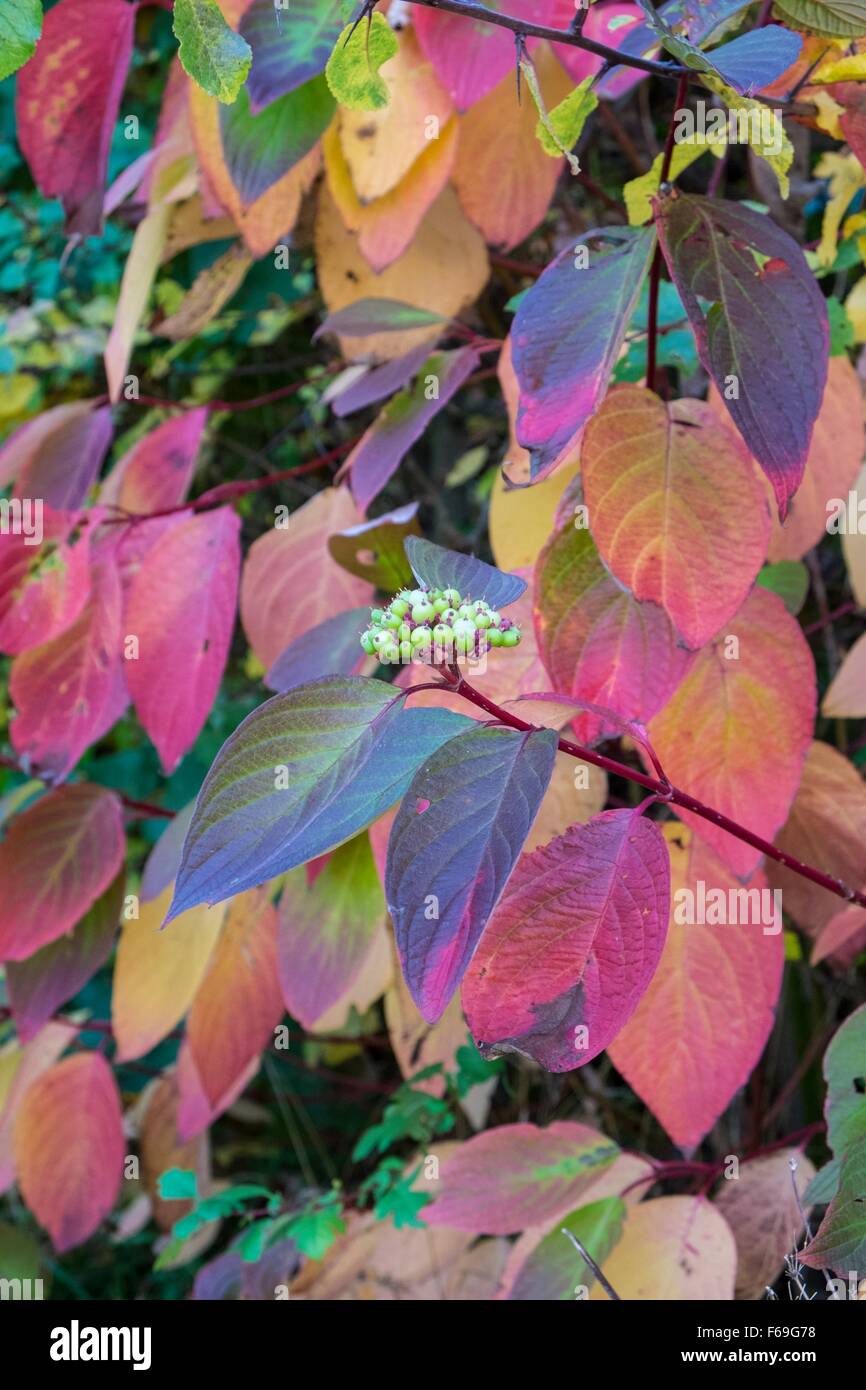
[360,586,521,664]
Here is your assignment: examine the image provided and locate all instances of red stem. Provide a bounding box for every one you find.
[438,669,866,913]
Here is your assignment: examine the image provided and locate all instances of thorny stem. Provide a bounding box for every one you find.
[434,666,866,913]
[398,0,813,111]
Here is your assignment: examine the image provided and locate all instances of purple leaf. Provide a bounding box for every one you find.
[386,724,558,1022]
[404,535,527,609]
[15,405,113,510]
[512,227,656,479]
[168,680,473,919]
[345,348,480,512]
[710,26,802,94]
[462,810,671,1070]
[655,192,829,518]
[6,870,123,1042]
[265,606,370,692]
[329,345,433,417]
[240,0,344,111]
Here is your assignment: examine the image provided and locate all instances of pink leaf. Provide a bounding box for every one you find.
[0,507,93,656]
[125,506,241,773]
[100,408,208,515]
[462,809,670,1070]
[14,405,114,510]
[10,558,128,780]
[16,0,138,234]
[0,783,125,962]
[424,1120,619,1234]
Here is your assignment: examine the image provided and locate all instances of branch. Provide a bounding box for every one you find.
[399,0,684,77]
[435,668,866,914]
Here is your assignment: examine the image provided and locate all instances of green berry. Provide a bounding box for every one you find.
[361,630,376,655]
[382,612,401,630]
[457,604,474,620]
[440,608,458,625]
[432,623,454,646]
[474,610,492,629]
[442,588,461,606]
[399,640,413,662]
[411,626,433,647]
[411,601,435,623]
[487,610,501,627]
[370,608,385,625]
[373,631,393,650]
[487,628,504,647]
[432,596,449,615]
[381,641,400,663]
[396,621,411,642]
[452,619,476,652]
[390,598,409,618]
[502,628,520,647]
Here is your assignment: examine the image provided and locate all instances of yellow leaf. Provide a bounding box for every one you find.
[112,885,227,1062]
[337,28,452,203]
[625,142,710,226]
[314,181,488,361]
[815,151,866,268]
[846,270,866,339]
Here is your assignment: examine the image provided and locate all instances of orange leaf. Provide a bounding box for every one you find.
[582,387,770,649]
[14,1052,124,1252]
[188,888,284,1105]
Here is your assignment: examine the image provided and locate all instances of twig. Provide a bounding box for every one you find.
[561,1227,621,1300]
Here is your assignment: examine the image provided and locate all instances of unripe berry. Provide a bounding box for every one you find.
[440,608,458,625]
[382,612,402,630]
[390,598,409,618]
[412,601,436,623]
[407,590,427,607]
[373,630,394,651]
[361,630,376,655]
[411,626,433,647]
[432,623,454,645]
[487,610,501,627]
[381,641,400,662]
[487,627,504,647]
[399,640,413,663]
[452,619,476,652]
[442,588,461,606]
[474,610,492,629]
[432,596,449,614]
[457,604,474,620]
[396,621,411,642]
[370,608,385,625]
[502,628,520,647]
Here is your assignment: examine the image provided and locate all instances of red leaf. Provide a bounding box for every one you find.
[100,409,208,515]
[10,558,128,780]
[125,506,241,773]
[16,0,138,234]
[14,1052,125,1252]
[0,783,125,962]
[462,809,670,1070]
[608,830,784,1148]
[0,506,93,656]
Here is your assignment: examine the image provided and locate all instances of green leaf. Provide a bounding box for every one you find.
[756,561,809,615]
[802,1133,866,1276]
[325,13,398,111]
[828,295,856,354]
[0,0,42,81]
[504,1197,626,1300]
[158,1167,199,1202]
[775,0,866,39]
[535,77,598,168]
[173,0,252,104]
[824,1002,866,1157]
[353,1077,453,1160]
